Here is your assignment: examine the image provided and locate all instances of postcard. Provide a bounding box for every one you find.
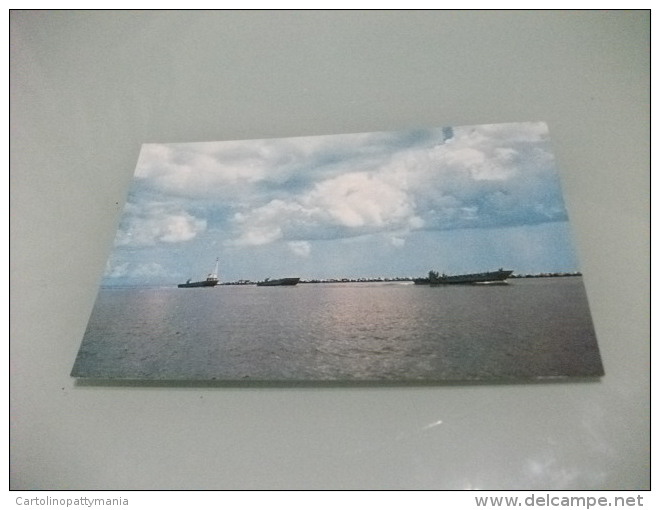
[71,122,604,381]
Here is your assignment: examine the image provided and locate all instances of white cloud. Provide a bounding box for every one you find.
[134,142,269,200]
[230,199,304,246]
[132,129,434,203]
[102,122,579,284]
[394,122,565,230]
[288,241,311,257]
[116,203,207,247]
[305,171,414,228]
[228,169,420,247]
[128,122,564,252]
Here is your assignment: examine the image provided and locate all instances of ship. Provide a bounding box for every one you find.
[178,258,220,288]
[414,268,513,285]
[256,277,300,287]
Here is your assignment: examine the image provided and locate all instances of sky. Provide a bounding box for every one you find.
[103,122,582,286]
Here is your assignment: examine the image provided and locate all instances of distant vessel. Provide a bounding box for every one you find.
[414,269,513,285]
[178,259,220,288]
[256,277,300,287]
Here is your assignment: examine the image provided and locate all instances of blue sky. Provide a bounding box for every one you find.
[103,122,581,285]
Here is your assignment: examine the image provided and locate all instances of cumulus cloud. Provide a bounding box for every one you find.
[230,199,304,246]
[228,169,423,247]
[288,241,311,257]
[396,122,567,231]
[131,128,440,207]
[115,202,207,247]
[128,121,565,251]
[307,171,413,228]
[102,121,580,284]
[223,121,564,247]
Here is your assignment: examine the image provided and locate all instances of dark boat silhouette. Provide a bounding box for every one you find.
[414,269,513,285]
[256,277,300,287]
[178,259,220,288]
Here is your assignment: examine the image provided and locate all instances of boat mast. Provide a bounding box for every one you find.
[211,257,219,279]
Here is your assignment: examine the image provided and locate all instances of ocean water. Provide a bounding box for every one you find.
[71,277,603,382]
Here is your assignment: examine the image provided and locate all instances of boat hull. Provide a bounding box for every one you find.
[256,277,300,287]
[417,269,513,285]
[177,279,219,288]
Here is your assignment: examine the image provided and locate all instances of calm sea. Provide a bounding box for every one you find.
[71,277,603,382]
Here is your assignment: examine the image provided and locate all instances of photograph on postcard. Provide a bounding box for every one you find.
[71,122,604,382]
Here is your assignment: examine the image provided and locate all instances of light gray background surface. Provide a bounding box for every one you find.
[10,11,649,489]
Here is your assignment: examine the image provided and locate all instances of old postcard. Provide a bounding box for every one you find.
[72,122,603,381]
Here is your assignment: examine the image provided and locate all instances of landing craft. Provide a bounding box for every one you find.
[414,269,513,285]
